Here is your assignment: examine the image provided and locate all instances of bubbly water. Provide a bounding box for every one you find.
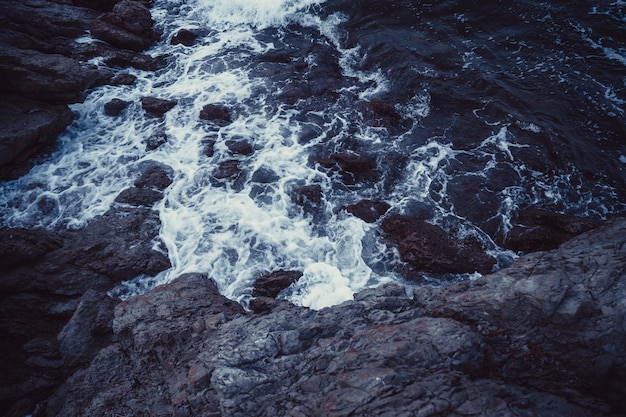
[1,0,624,309]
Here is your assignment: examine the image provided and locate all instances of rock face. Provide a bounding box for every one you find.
[38,219,626,417]
[0,0,160,181]
[0,207,170,415]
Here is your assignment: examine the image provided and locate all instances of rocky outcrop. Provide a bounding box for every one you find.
[90,0,158,52]
[37,219,626,417]
[0,206,170,415]
[0,0,160,181]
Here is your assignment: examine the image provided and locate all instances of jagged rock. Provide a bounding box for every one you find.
[103,98,130,116]
[199,103,232,125]
[202,138,216,157]
[0,47,111,103]
[0,96,73,181]
[497,208,603,252]
[90,0,158,52]
[57,290,118,368]
[342,199,390,223]
[414,218,626,413]
[141,96,177,116]
[171,28,198,46]
[213,159,241,179]
[0,228,62,269]
[0,207,170,413]
[252,270,303,298]
[381,214,496,275]
[41,219,626,417]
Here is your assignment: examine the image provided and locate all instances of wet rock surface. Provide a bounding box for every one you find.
[0,0,159,181]
[0,207,170,415]
[32,219,626,417]
[381,214,497,276]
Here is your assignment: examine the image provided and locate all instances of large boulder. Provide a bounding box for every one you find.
[90,0,159,52]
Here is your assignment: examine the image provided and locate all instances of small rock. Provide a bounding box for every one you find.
[171,28,198,46]
[226,140,254,155]
[252,270,303,298]
[110,73,137,85]
[103,98,130,116]
[145,131,167,150]
[343,200,391,223]
[199,103,232,125]
[292,184,322,206]
[213,160,240,179]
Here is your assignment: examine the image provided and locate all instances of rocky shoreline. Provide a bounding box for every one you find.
[1,1,625,416]
[6,218,623,417]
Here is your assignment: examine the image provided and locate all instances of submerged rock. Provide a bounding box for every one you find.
[381,214,496,275]
[171,28,198,46]
[342,199,390,223]
[252,270,303,298]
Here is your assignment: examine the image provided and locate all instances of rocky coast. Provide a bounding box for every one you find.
[1,1,625,416]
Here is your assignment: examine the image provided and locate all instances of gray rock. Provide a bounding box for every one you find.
[41,220,626,416]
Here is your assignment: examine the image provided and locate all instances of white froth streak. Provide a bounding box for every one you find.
[145,0,389,309]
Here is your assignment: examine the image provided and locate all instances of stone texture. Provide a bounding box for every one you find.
[381,214,497,275]
[38,219,626,417]
[90,0,158,52]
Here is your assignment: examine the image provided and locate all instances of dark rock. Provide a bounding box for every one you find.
[358,98,404,128]
[114,187,163,206]
[252,270,303,298]
[202,138,215,157]
[171,28,198,46]
[498,208,603,253]
[292,184,323,208]
[145,131,167,150]
[343,199,390,223]
[72,0,122,12]
[90,0,158,52]
[213,160,241,179]
[0,206,169,412]
[103,98,130,116]
[109,73,137,85]
[141,96,177,116]
[199,103,232,125]
[226,140,254,155]
[381,214,496,275]
[250,167,279,184]
[0,96,73,181]
[134,163,173,190]
[57,290,118,368]
[102,49,168,70]
[0,47,111,103]
[314,152,379,185]
[0,228,62,269]
[42,223,626,417]
[415,218,626,413]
